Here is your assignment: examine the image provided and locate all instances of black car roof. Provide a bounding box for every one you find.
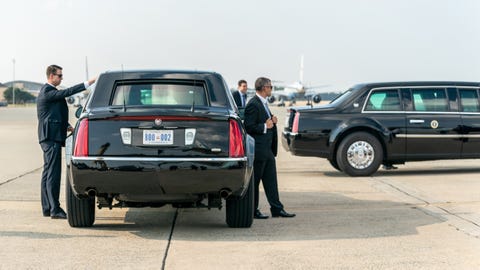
[355,81,480,89]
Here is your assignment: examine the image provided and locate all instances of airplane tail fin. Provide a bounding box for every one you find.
[299,54,304,84]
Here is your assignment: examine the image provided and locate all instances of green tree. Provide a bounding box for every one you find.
[3,87,36,104]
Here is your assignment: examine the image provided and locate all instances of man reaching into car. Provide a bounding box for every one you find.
[36,64,96,219]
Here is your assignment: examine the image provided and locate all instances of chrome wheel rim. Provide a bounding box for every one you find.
[346,140,374,169]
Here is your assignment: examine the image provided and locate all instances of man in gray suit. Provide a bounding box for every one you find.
[37,65,96,219]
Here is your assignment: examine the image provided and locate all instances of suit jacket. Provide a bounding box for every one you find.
[244,95,278,160]
[232,90,246,108]
[37,83,86,145]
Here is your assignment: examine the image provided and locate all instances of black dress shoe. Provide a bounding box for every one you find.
[254,209,269,219]
[271,209,296,218]
[43,212,50,217]
[51,211,67,219]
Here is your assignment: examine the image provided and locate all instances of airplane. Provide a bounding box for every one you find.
[268,55,333,106]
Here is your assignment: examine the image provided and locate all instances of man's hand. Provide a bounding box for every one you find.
[67,126,74,133]
[266,118,274,129]
[87,76,97,86]
[271,115,278,124]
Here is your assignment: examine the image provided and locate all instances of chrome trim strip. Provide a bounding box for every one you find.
[72,156,248,162]
[361,86,480,114]
[396,134,480,138]
[283,131,298,136]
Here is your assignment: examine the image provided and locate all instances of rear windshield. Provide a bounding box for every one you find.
[111,82,208,106]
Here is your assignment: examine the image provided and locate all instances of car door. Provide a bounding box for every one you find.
[405,87,462,160]
[363,88,406,161]
[458,87,480,158]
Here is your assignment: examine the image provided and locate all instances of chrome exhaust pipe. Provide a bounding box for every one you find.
[86,189,97,197]
[219,189,232,198]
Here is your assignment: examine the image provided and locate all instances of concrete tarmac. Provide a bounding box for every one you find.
[0,106,479,269]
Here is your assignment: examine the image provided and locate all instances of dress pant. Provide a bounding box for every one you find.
[253,155,284,212]
[40,141,62,215]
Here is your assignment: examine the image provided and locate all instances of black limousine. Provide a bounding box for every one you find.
[65,70,255,228]
[282,81,480,176]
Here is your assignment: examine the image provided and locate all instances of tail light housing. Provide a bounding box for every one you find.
[292,111,300,133]
[74,119,89,157]
[229,119,245,157]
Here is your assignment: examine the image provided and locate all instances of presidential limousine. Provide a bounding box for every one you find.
[282,81,480,176]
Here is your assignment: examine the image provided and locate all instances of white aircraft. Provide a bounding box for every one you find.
[269,55,332,106]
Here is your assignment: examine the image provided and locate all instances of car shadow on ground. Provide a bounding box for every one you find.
[324,167,480,177]
[84,191,444,242]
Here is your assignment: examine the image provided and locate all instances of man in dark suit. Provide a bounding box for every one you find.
[232,79,248,107]
[37,65,96,219]
[244,77,295,219]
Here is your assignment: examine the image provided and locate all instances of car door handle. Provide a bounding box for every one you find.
[409,119,425,124]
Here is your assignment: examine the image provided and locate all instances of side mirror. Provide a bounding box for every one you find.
[313,95,322,104]
[75,106,83,119]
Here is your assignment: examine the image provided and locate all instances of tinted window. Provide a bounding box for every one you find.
[412,88,448,112]
[365,89,401,111]
[459,88,480,112]
[111,83,207,106]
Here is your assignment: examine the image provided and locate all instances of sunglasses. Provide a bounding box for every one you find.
[54,73,63,78]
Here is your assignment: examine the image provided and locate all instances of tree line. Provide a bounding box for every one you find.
[3,87,36,104]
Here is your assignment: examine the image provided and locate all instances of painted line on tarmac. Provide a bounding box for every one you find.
[0,167,42,186]
[162,208,178,270]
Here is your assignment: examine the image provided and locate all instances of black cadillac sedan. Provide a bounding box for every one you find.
[65,70,255,228]
[282,81,480,176]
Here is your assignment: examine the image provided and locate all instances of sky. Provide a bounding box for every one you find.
[1,0,480,90]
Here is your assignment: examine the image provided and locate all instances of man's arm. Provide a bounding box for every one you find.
[244,103,266,135]
[43,83,86,101]
[43,77,96,102]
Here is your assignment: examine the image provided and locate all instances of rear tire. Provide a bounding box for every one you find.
[66,169,95,227]
[336,132,383,177]
[226,173,254,228]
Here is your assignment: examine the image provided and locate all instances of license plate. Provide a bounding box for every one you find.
[143,130,174,145]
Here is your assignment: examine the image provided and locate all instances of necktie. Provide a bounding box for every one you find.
[263,102,271,118]
[242,94,247,106]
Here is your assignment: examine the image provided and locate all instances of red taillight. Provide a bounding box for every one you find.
[292,111,300,133]
[229,119,245,157]
[74,119,89,157]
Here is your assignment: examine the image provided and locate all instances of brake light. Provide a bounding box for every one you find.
[229,119,245,157]
[292,111,300,133]
[74,119,89,157]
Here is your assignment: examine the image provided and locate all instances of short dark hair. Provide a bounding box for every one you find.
[255,77,271,91]
[238,79,247,86]
[46,65,62,77]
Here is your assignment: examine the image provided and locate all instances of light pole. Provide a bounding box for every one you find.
[12,58,15,105]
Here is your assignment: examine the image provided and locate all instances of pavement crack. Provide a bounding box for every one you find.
[162,208,178,270]
[0,167,42,186]
[375,178,480,238]
[376,178,430,205]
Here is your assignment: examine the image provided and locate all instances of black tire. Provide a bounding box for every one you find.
[225,173,254,228]
[66,169,95,227]
[328,158,342,172]
[336,132,383,177]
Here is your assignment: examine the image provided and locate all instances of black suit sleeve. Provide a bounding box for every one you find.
[43,83,86,102]
[232,91,242,107]
[245,100,266,135]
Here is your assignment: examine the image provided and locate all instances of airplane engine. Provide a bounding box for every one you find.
[313,94,322,104]
[267,96,276,103]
